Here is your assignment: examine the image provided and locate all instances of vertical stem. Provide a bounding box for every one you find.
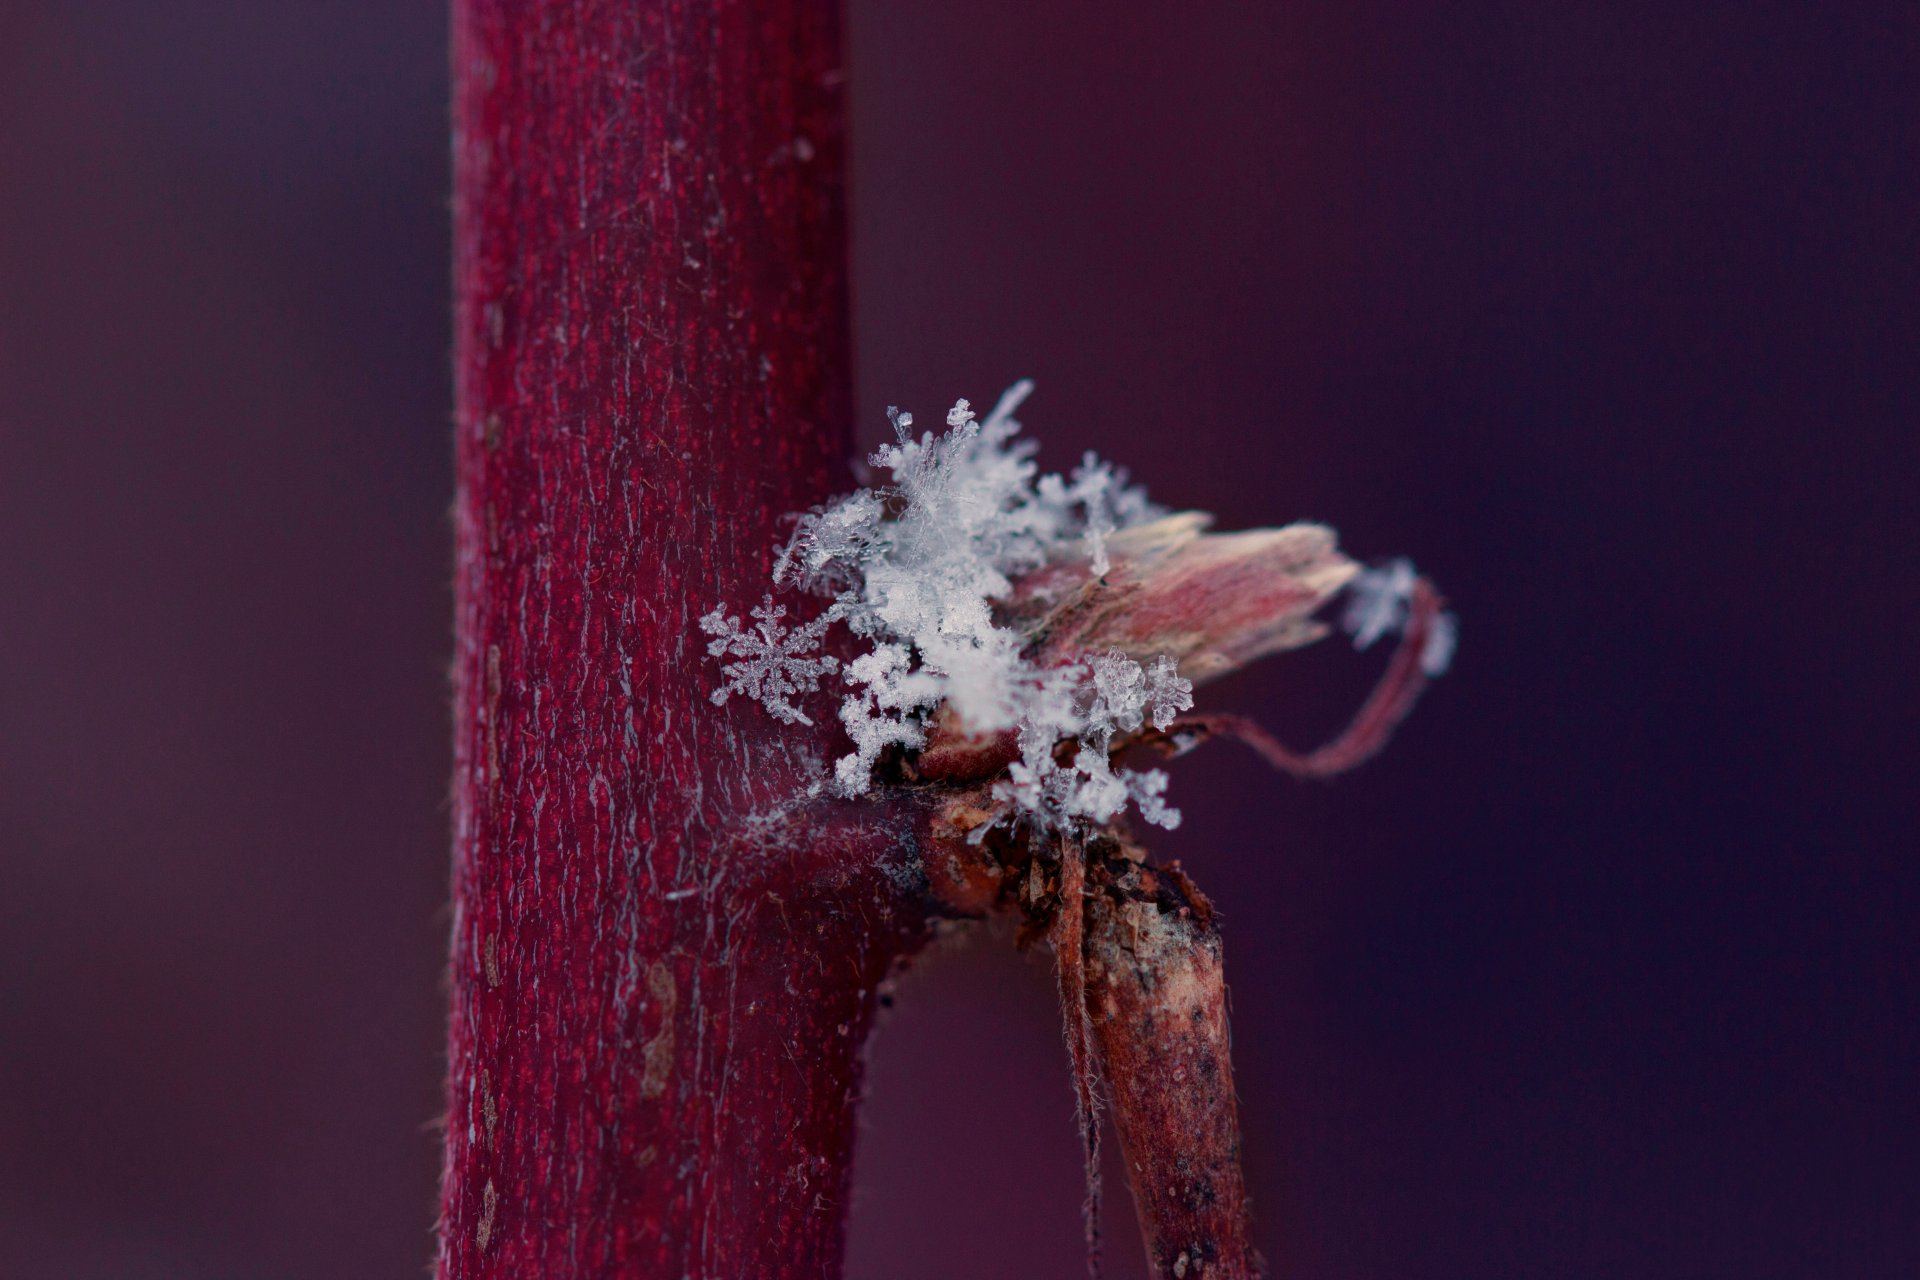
[442,3,913,1276]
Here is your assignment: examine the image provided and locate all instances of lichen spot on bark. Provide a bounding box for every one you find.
[476,1178,497,1251]
[640,960,677,1100]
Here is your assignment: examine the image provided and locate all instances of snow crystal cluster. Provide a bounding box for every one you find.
[701,381,1193,835]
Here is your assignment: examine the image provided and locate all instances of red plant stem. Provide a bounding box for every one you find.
[440,3,926,1275]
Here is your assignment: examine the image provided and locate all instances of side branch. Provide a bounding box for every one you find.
[1083,850,1260,1280]
[922,804,1264,1279]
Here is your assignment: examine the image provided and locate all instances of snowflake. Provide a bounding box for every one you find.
[1125,768,1181,831]
[1343,558,1418,651]
[1420,611,1459,677]
[698,596,839,726]
[834,643,943,795]
[1143,655,1193,731]
[1343,558,1459,676]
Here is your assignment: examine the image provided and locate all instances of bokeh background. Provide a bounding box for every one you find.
[3,3,1914,1277]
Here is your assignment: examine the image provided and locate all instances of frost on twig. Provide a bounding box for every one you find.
[700,382,1452,838]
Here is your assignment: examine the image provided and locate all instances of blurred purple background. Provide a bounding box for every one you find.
[2,3,1914,1277]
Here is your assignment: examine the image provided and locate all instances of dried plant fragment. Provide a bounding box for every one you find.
[1006,513,1357,678]
[916,513,1366,785]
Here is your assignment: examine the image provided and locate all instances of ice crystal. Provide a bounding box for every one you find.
[1143,656,1194,731]
[1420,611,1459,677]
[1343,558,1419,651]
[834,642,943,796]
[1343,558,1459,677]
[698,596,840,727]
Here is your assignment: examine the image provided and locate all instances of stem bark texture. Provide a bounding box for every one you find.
[440,3,913,1275]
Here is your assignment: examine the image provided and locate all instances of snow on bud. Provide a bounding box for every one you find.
[698,383,1449,836]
